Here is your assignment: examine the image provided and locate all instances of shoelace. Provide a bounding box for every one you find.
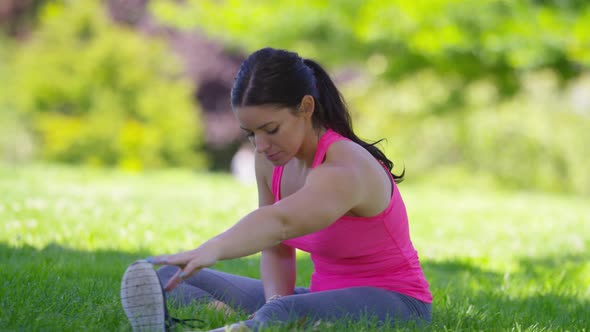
[165,316,204,330]
[159,276,206,330]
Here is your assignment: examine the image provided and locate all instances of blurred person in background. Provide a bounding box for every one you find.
[121,47,432,331]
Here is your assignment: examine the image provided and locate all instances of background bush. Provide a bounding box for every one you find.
[0,1,206,170]
[1,0,588,194]
[152,0,590,194]
[344,70,590,194]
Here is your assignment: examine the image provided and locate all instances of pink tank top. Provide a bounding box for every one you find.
[272,129,432,303]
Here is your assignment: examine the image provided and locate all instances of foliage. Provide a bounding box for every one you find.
[151,0,590,195]
[0,37,35,163]
[345,70,590,194]
[0,0,206,170]
[151,0,590,90]
[1,164,589,330]
[2,0,588,193]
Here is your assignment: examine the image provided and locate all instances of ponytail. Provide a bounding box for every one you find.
[303,59,404,183]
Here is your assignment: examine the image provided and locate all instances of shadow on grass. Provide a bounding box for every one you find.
[424,254,590,330]
[1,243,588,331]
[0,243,152,332]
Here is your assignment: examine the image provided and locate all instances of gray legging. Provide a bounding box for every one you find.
[157,266,431,330]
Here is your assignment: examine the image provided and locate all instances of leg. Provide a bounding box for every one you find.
[157,266,309,314]
[242,287,431,330]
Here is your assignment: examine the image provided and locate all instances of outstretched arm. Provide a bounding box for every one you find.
[151,162,364,291]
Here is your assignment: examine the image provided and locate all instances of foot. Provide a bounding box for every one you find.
[121,260,167,332]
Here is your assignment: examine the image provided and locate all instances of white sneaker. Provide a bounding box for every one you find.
[121,260,167,332]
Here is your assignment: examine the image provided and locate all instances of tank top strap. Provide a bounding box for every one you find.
[311,129,350,168]
[272,129,348,201]
[271,165,284,202]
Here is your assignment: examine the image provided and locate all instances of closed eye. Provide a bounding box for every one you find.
[242,126,278,138]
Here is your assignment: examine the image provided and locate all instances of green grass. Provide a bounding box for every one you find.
[1,163,589,331]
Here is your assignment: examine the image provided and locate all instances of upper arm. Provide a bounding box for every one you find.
[272,161,365,239]
[256,152,295,284]
[254,152,275,208]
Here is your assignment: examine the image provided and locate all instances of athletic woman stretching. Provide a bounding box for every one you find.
[121,47,432,332]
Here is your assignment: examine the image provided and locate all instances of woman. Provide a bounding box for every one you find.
[121,47,432,331]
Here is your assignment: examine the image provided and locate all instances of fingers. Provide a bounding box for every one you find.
[163,264,204,292]
[145,249,206,292]
[182,259,203,279]
[164,269,182,291]
[146,250,195,266]
[145,255,169,265]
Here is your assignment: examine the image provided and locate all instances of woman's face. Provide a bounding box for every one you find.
[235,104,309,166]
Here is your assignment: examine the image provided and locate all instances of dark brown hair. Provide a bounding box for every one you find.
[231,47,404,182]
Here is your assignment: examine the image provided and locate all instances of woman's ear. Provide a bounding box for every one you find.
[300,95,315,117]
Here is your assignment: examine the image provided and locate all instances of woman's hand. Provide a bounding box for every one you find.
[147,243,220,291]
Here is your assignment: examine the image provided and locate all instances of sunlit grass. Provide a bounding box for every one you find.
[1,163,589,331]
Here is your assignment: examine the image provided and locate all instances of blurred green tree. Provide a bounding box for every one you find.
[1,0,206,170]
[151,0,589,96]
[149,0,590,194]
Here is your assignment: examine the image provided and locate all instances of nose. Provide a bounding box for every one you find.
[253,134,270,153]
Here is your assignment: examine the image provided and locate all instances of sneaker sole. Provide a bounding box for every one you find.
[121,260,167,332]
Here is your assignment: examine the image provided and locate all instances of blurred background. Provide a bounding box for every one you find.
[1,0,589,195]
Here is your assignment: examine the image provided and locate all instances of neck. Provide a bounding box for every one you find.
[294,126,326,169]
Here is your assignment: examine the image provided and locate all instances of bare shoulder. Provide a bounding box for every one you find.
[308,140,372,187]
[316,139,392,216]
[324,139,378,169]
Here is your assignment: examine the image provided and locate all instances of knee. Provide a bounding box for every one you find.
[156,265,180,282]
[253,299,292,323]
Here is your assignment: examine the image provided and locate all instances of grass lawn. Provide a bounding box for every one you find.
[1,163,588,331]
